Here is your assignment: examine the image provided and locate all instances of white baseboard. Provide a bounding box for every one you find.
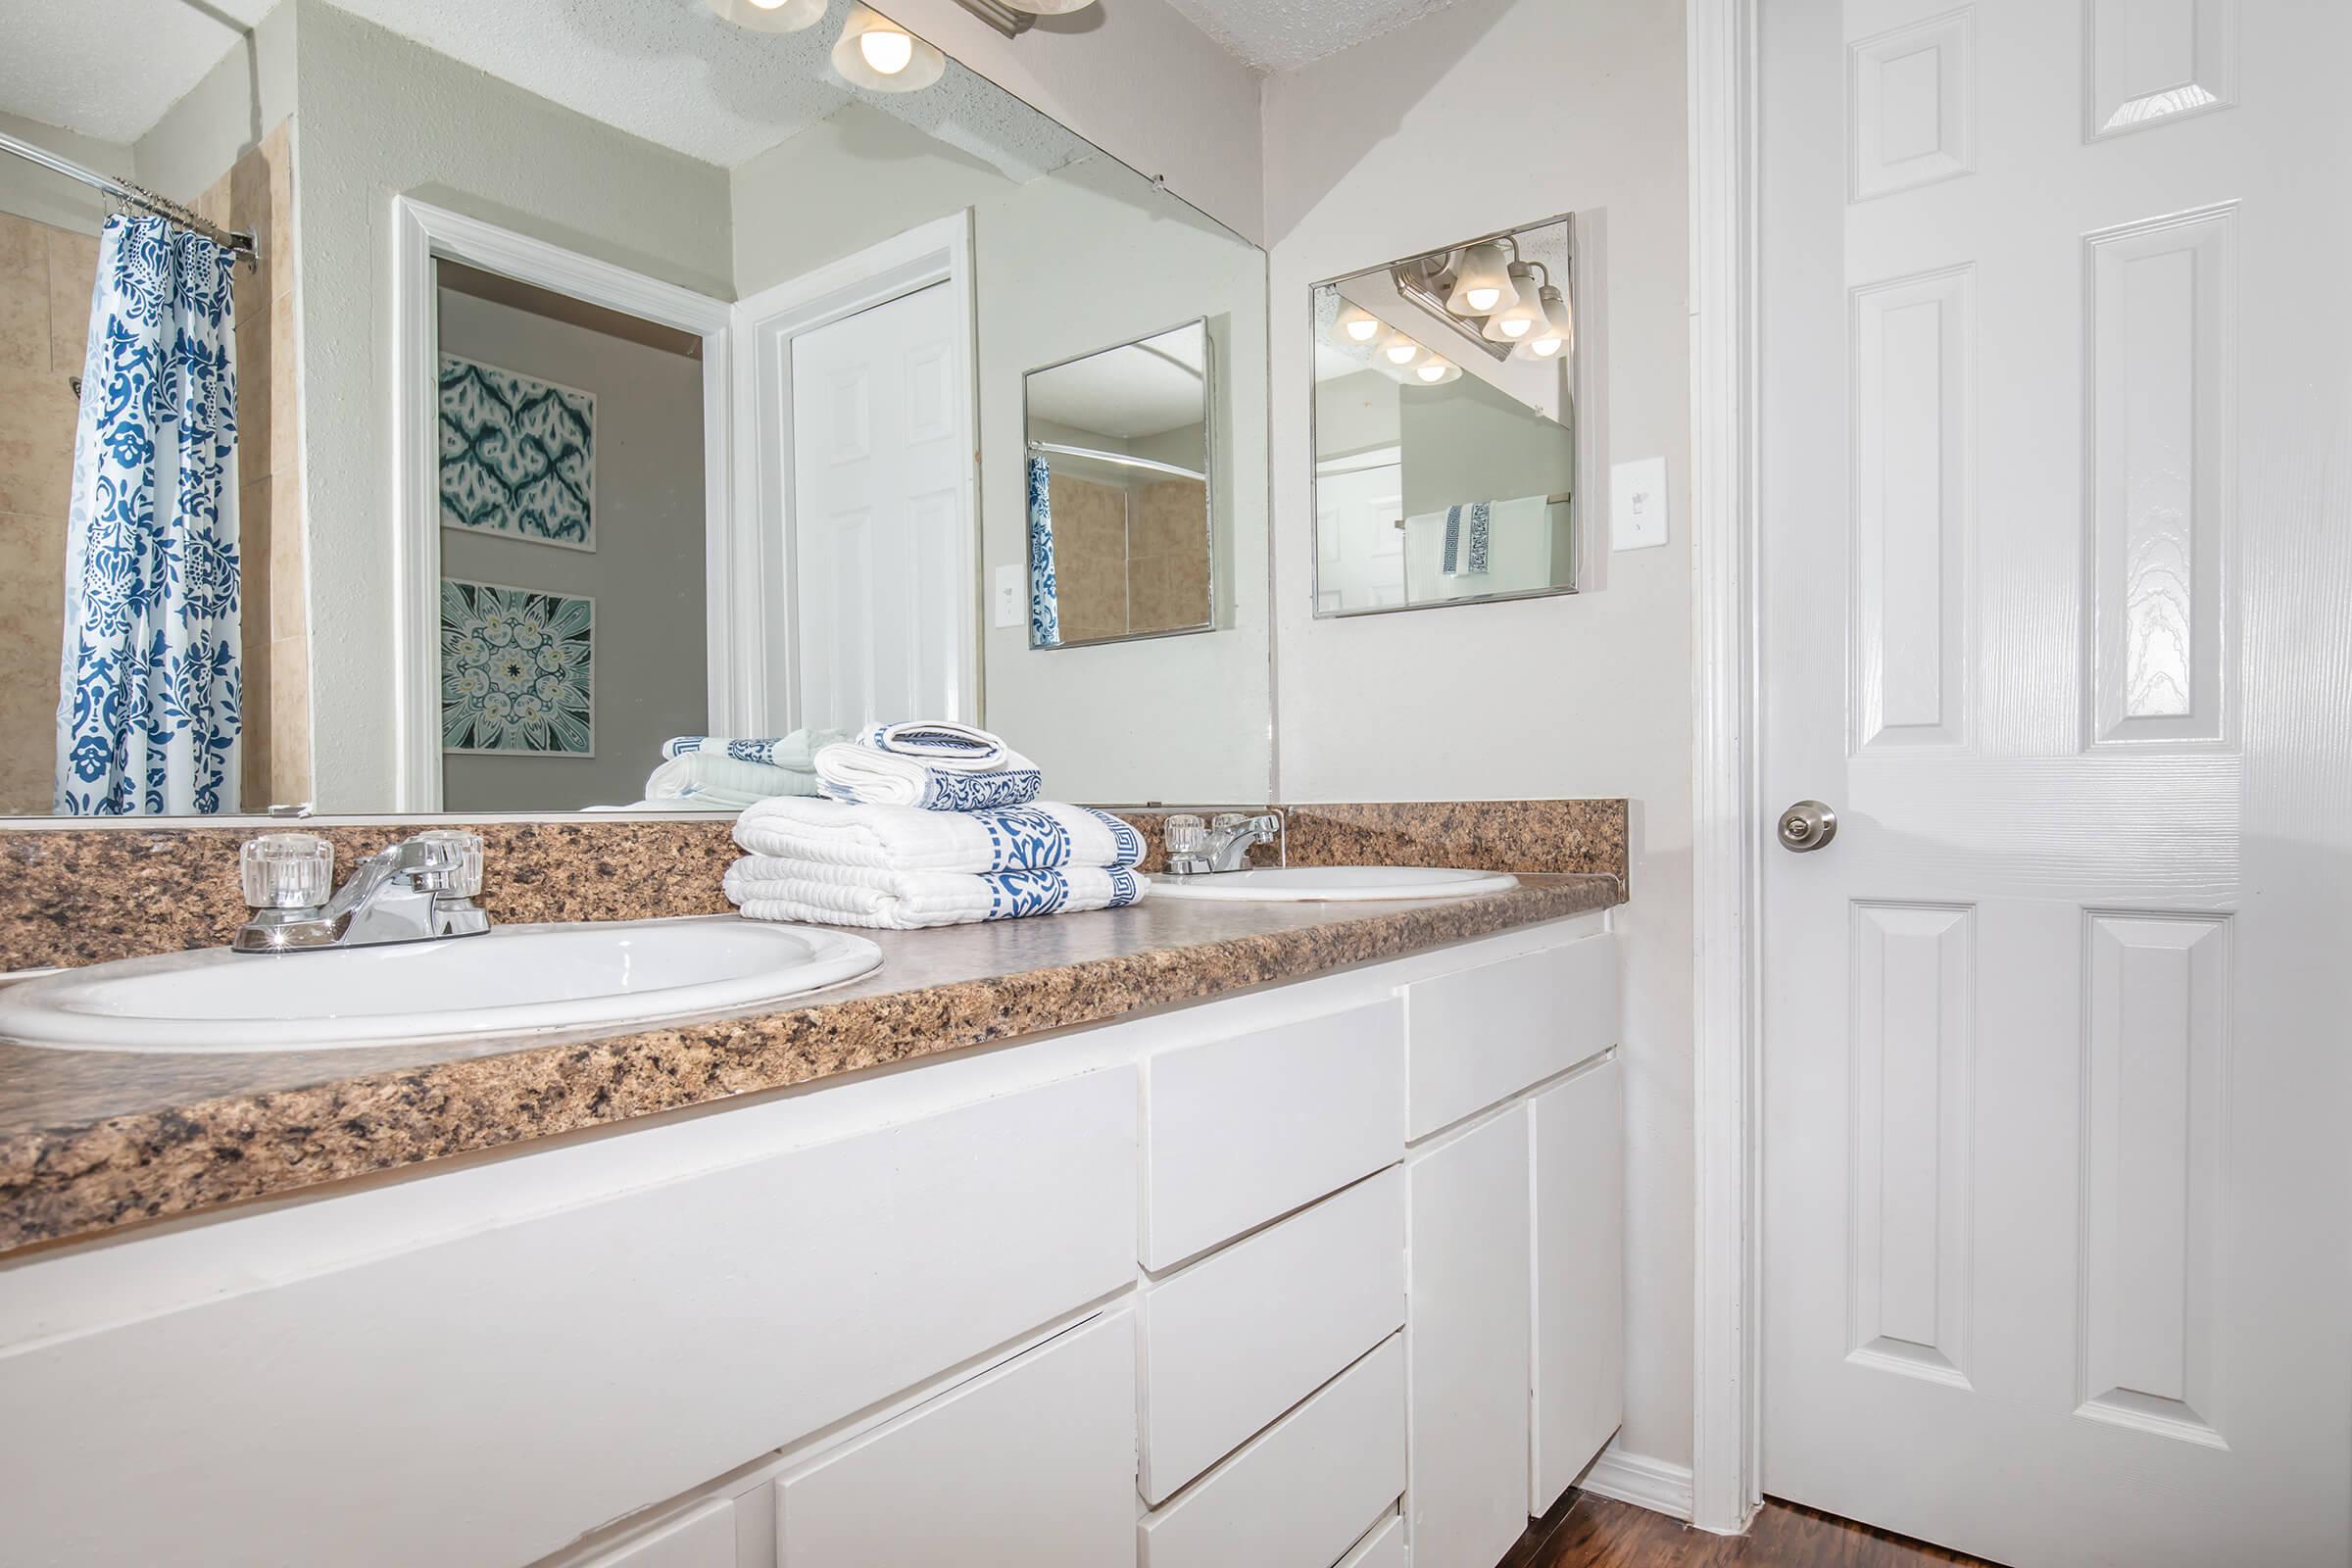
[1576,1442,1694,1521]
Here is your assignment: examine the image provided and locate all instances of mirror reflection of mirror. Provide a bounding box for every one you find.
[1312,214,1579,618]
[0,0,1271,819]
[1024,321,1214,649]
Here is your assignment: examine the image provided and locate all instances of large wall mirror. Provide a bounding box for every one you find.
[0,0,1269,820]
[1311,215,1578,617]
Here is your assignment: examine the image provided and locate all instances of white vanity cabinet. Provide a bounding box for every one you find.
[0,916,1622,1568]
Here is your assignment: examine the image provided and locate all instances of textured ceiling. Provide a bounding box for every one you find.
[0,0,273,144]
[1158,0,1475,73]
[0,0,1090,180]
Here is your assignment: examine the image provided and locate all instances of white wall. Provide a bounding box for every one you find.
[0,113,130,233]
[131,0,299,207]
[867,0,1265,246]
[292,0,733,810]
[1262,0,1694,1470]
[733,106,1270,804]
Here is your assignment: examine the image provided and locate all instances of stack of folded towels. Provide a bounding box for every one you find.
[642,729,847,809]
[722,721,1150,930]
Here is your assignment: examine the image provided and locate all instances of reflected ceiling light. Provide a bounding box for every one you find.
[832,4,947,91]
[1336,303,1383,343]
[708,0,827,30]
[1446,242,1517,317]
[1482,265,1545,341]
[1414,358,1462,385]
[1382,334,1425,367]
[1517,279,1576,360]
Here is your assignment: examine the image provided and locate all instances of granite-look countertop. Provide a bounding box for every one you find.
[0,873,1622,1257]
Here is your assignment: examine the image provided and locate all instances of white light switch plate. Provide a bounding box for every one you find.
[994,565,1023,629]
[1611,456,1671,551]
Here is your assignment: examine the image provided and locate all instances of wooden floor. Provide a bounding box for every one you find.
[1502,1491,2009,1567]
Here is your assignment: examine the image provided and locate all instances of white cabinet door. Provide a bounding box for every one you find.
[1406,1104,1532,1568]
[776,1309,1137,1568]
[585,1500,735,1568]
[1530,1054,1624,1512]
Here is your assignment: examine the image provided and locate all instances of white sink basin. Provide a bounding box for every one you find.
[0,917,881,1054]
[1148,866,1520,903]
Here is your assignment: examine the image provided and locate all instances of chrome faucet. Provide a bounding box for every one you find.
[233,831,491,954]
[1164,811,1283,876]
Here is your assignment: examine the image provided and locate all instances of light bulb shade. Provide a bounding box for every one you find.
[1412,359,1463,385]
[1446,242,1518,317]
[708,0,827,30]
[1514,284,1577,361]
[1482,265,1546,342]
[998,0,1097,10]
[1381,334,1424,368]
[832,4,946,91]
[1336,303,1383,343]
[1540,282,1575,349]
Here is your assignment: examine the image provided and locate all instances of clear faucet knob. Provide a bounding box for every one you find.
[241,833,333,910]
[1165,813,1206,854]
[411,831,485,898]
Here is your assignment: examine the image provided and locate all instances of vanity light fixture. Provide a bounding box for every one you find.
[951,0,1096,35]
[1517,278,1576,360]
[1483,264,1546,342]
[1382,334,1425,368]
[833,4,947,90]
[1413,358,1462,385]
[1446,241,1518,317]
[1337,303,1384,343]
[708,0,827,30]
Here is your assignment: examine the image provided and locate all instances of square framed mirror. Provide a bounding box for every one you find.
[1022,319,1216,649]
[1311,214,1579,618]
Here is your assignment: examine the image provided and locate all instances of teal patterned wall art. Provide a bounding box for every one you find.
[440,579,595,756]
[439,354,597,550]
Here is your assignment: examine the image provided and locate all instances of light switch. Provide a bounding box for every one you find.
[1610,457,1670,551]
[994,564,1024,629]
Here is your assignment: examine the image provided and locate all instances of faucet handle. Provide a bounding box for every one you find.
[406,831,485,898]
[241,833,333,910]
[1165,813,1206,855]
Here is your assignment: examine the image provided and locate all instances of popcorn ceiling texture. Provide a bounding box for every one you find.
[1158,0,1478,73]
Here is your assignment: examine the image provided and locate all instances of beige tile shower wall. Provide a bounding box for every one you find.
[1129,477,1210,633]
[0,213,94,814]
[1049,473,1130,642]
[197,120,311,810]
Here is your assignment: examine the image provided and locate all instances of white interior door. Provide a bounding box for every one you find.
[1759,3,2352,1564]
[788,280,970,731]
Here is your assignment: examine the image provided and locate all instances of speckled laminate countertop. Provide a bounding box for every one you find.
[0,873,1622,1257]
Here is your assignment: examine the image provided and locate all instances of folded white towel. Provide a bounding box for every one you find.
[662,729,846,770]
[643,752,824,809]
[814,743,1043,811]
[724,858,1148,930]
[857,721,1017,772]
[736,797,1145,874]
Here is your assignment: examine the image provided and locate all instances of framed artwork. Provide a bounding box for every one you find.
[439,354,597,550]
[439,578,594,756]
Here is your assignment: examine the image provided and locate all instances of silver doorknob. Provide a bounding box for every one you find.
[1778,801,1838,853]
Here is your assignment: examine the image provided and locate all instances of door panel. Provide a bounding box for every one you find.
[1760,2,2352,1563]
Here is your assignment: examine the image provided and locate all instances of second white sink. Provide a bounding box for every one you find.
[0,916,882,1054]
[1148,866,1520,903]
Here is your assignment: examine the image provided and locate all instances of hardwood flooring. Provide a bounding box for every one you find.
[1501,1490,2009,1567]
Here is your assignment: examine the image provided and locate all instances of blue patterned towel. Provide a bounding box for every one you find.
[725,858,1146,930]
[736,798,1145,874]
[815,729,1043,811]
[858,720,1014,771]
[1442,502,1493,576]
[662,729,846,770]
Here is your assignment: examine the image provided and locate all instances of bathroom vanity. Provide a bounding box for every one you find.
[0,877,1623,1568]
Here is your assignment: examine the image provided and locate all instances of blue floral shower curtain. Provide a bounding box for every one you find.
[54,213,242,815]
[1026,454,1061,648]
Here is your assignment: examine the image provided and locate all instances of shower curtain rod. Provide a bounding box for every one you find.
[0,128,257,262]
[1027,440,1207,484]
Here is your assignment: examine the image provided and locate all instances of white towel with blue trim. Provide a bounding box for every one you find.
[724,858,1148,930]
[661,729,847,770]
[642,752,824,809]
[814,722,1043,811]
[734,797,1146,874]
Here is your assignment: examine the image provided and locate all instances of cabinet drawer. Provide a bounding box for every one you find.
[1139,1167,1405,1503]
[1339,1511,1406,1568]
[1140,1333,1405,1568]
[1405,934,1617,1141]
[777,1309,1137,1568]
[1142,999,1406,1269]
